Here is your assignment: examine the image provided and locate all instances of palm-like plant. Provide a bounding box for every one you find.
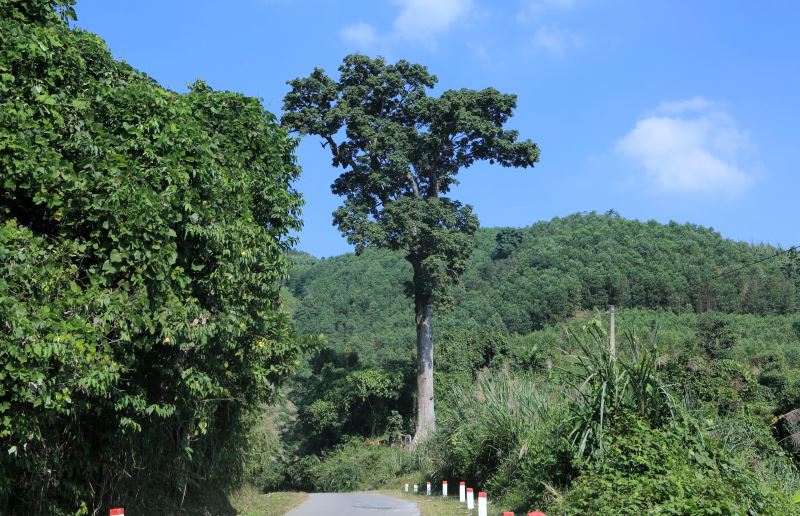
[564,322,676,459]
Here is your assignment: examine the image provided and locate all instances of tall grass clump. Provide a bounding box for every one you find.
[563,324,676,459]
[428,370,573,512]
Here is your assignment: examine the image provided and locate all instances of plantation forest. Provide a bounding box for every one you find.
[2,1,800,515]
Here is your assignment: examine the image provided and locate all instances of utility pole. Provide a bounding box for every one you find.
[609,305,616,358]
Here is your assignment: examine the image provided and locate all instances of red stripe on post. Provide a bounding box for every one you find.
[466,488,473,493]
[460,481,465,486]
[503,513,515,516]
[528,512,546,516]
[443,480,448,484]
[479,492,487,498]
[110,509,124,516]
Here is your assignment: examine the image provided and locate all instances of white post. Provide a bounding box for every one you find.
[459,482,466,503]
[467,488,474,510]
[404,482,409,493]
[442,480,448,497]
[426,481,431,496]
[478,492,487,516]
[413,483,418,494]
[609,305,616,358]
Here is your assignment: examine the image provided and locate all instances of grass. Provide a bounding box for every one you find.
[381,487,521,516]
[228,484,308,515]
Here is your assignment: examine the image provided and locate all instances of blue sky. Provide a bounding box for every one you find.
[73,0,799,257]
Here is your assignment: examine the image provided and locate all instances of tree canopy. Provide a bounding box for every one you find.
[283,54,539,440]
[282,54,539,302]
[0,1,306,512]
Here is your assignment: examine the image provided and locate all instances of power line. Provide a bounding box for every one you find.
[716,245,798,278]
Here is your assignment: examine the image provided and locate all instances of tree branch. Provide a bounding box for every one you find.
[406,171,420,199]
[323,135,354,170]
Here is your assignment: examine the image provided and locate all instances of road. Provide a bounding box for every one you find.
[285,492,419,516]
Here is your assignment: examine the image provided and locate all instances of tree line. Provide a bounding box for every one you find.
[287,212,799,365]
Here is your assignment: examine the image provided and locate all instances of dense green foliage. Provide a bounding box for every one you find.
[422,326,799,514]
[287,213,799,364]
[280,217,800,511]
[0,1,306,513]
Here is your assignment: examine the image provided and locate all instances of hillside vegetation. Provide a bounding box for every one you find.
[271,213,800,514]
[288,212,798,363]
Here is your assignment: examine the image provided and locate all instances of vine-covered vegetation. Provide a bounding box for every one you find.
[0,1,308,513]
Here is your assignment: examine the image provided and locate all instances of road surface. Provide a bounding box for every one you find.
[285,492,419,515]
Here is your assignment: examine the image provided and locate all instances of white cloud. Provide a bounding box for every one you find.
[338,0,473,50]
[532,25,582,56]
[340,22,379,49]
[393,0,473,43]
[616,98,758,197]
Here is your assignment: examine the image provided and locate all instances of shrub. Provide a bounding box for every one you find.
[558,417,795,515]
[564,327,675,460]
[308,442,418,492]
[697,313,738,358]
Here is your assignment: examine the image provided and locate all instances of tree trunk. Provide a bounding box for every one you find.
[413,297,435,443]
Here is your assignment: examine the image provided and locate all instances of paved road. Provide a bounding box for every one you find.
[286,492,419,516]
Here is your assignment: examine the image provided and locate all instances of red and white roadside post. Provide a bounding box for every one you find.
[413,482,418,494]
[442,480,448,497]
[503,512,515,516]
[478,492,488,516]
[426,481,431,496]
[109,509,124,516]
[404,481,409,493]
[466,488,475,510]
[459,481,466,502]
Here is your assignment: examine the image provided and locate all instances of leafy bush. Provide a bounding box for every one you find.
[0,1,306,513]
[558,417,795,515]
[697,313,738,358]
[662,356,766,414]
[290,347,413,454]
[307,442,419,492]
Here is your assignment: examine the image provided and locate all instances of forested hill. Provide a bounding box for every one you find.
[286,212,799,363]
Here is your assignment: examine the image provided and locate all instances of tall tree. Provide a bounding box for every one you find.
[283,55,539,441]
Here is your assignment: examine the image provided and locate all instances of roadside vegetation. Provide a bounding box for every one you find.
[0,1,312,513]
[3,1,799,514]
[270,215,800,514]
